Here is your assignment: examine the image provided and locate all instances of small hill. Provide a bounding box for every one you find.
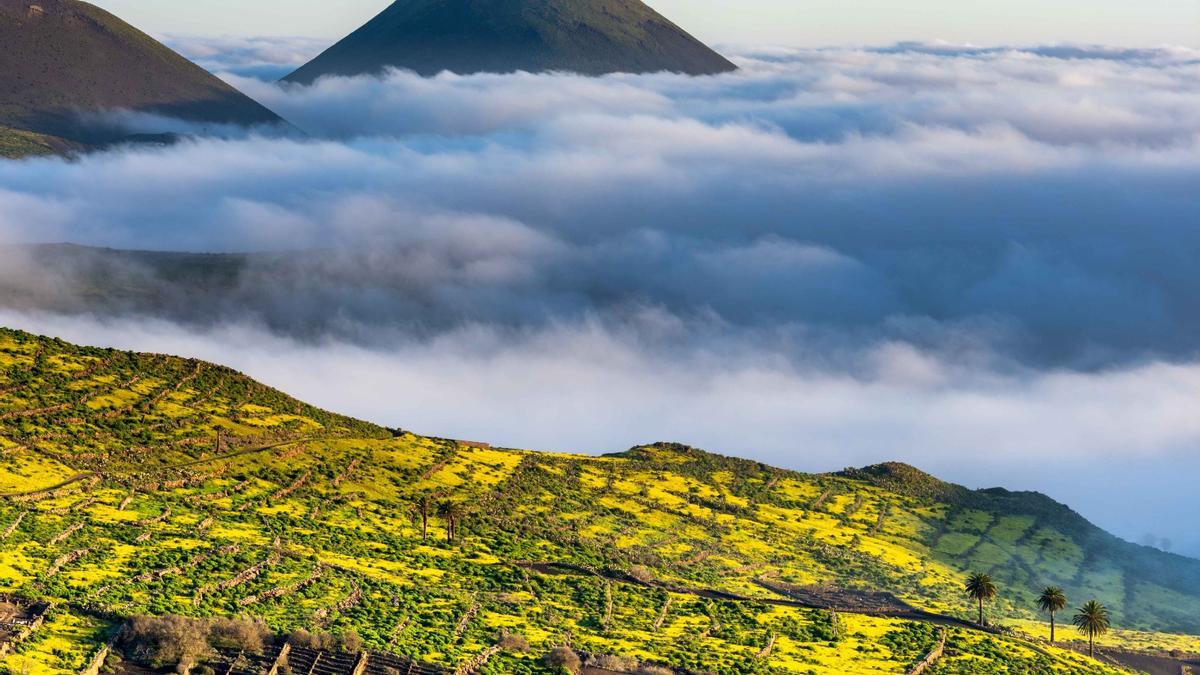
[838,462,969,503]
[282,0,737,83]
[0,0,282,151]
[0,327,1197,674]
[0,124,74,159]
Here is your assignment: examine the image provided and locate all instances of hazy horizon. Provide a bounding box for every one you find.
[93,0,1200,48]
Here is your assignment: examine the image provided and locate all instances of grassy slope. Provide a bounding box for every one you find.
[0,126,59,159]
[0,328,1190,674]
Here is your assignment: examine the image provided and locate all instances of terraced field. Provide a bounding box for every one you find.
[0,327,1195,674]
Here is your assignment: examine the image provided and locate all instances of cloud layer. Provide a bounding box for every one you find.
[2,42,1199,552]
[166,35,328,80]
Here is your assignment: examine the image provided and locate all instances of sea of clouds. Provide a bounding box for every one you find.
[1,41,1198,553]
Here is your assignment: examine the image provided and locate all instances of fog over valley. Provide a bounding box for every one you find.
[2,41,1199,555]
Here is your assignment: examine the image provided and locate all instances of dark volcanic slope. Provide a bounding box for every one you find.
[283,0,737,83]
[0,0,281,143]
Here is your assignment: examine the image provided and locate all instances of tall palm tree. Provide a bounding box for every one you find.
[1072,600,1110,659]
[1037,586,1068,644]
[438,500,462,543]
[964,572,998,626]
[417,494,431,541]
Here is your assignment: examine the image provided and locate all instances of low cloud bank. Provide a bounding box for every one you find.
[2,43,1199,552]
[3,308,1199,555]
[166,35,328,80]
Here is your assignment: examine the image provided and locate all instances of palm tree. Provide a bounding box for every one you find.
[1072,600,1110,659]
[438,500,462,543]
[417,494,431,541]
[964,572,998,626]
[1037,586,1068,644]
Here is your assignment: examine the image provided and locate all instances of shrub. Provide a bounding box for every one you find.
[628,566,654,584]
[590,654,637,670]
[287,628,360,653]
[209,618,270,655]
[336,631,363,654]
[123,615,213,670]
[498,633,530,652]
[545,647,582,674]
[287,629,315,648]
[287,629,333,650]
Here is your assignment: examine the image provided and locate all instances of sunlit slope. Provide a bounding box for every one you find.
[0,125,69,159]
[0,328,1190,673]
[839,462,1200,634]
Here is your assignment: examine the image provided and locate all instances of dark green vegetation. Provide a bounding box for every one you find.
[283,0,737,83]
[0,125,72,160]
[0,0,281,156]
[0,327,1192,673]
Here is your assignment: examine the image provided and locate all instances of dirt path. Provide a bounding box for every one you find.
[0,437,312,500]
[515,562,986,632]
[522,562,1200,674]
[0,472,99,500]
[1092,648,1200,675]
[753,580,986,631]
[163,436,315,470]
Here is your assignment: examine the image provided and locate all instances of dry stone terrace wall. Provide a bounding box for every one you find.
[198,643,445,675]
[0,597,51,657]
[1,511,25,539]
[256,646,443,675]
[240,565,325,607]
[907,629,947,675]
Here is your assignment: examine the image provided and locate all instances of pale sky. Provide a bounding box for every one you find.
[96,0,1200,47]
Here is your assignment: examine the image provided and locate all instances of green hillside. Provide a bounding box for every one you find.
[283,0,737,83]
[0,125,69,159]
[0,327,1196,674]
[0,0,280,157]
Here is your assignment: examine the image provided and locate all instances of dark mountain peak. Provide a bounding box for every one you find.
[283,0,737,84]
[0,0,282,149]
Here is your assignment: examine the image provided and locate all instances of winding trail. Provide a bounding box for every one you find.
[0,437,314,500]
[1087,647,1200,675]
[0,472,99,500]
[515,561,987,631]
[521,562,1200,673]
